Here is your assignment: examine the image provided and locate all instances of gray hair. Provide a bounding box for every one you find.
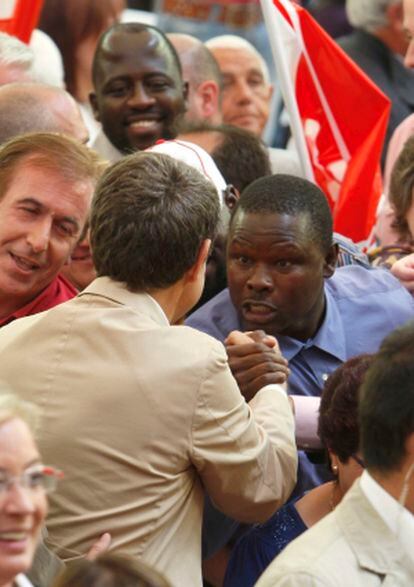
[0,83,79,143]
[346,0,401,32]
[0,31,34,72]
[205,35,270,84]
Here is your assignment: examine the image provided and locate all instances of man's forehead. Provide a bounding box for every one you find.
[229,209,311,238]
[213,46,266,78]
[98,29,179,76]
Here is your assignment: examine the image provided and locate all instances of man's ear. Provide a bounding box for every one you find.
[323,243,339,278]
[186,239,211,283]
[89,92,101,122]
[197,80,221,120]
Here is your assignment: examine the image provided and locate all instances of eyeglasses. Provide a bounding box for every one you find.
[351,454,366,469]
[0,465,63,496]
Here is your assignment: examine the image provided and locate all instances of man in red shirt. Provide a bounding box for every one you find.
[0,132,102,326]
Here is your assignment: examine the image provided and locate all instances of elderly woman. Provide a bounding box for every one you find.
[0,391,62,587]
[224,354,373,587]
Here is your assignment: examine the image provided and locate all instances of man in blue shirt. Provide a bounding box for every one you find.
[187,173,414,563]
[188,173,414,398]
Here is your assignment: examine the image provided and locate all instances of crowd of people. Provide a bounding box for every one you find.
[0,1,413,586]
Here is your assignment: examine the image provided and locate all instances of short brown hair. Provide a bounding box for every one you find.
[53,554,171,587]
[0,132,103,202]
[90,152,220,291]
[389,135,414,240]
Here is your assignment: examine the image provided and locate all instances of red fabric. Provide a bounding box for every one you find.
[272,0,390,242]
[0,274,77,327]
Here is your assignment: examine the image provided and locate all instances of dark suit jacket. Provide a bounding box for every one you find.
[338,29,414,164]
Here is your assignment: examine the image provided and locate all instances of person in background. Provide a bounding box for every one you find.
[168,34,223,126]
[337,0,414,163]
[38,0,125,141]
[53,554,171,587]
[0,390,62,587]
[224,354,372,587]
[204,35,301,176]
[90,22,187,161]
[0,132,102,326]
[370,135,414,271]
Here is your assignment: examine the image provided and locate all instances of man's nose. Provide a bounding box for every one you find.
[247,264,273,291]
[127,82,156,108]
[26,219,51,253]
[235,79,254,103]
[405,39,414,68]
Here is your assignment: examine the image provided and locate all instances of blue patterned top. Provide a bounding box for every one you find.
[223,501,307,587]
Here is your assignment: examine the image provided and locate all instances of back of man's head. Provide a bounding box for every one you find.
[232,174,333,253]
[168,33,222,91]
[346,0,400,33]
[210,124,271,193]
[0,83,88,144]
[360,321,414,474]
[90,152,220,291]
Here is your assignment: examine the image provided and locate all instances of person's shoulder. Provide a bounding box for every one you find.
[327,265,412,298]
[256,512,351,587]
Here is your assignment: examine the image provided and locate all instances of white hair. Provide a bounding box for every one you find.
[205,34,270,84]
[0,387,39,433]
[346,0,401,33]
[29,29,65,88]
[0,31,34,71]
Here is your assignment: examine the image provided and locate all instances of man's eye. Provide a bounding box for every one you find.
[236,255,250,265]
[147,79,169,91]
[0,478,7,490]
[57,223,75,237]
[26,471,44,488]
[107,84,128,96]
[20,206,37,215]
[275,260,292,269]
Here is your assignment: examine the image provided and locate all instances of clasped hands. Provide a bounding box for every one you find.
[225,330,290,403]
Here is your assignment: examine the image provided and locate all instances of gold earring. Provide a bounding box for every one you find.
[332,464,338,475]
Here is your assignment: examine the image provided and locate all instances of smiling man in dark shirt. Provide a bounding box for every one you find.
[90,22,188,161]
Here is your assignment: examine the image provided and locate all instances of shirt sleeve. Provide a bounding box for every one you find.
[190,341,297,524]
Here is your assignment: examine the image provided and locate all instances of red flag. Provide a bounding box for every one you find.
[261,0,391,242]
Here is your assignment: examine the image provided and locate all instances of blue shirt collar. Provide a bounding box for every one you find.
[277,280,347,362]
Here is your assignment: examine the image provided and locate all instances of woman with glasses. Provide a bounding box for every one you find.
[223,354,373,587]
[0,391,62,587]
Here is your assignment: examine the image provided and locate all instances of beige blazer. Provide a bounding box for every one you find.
[255,479,414,586]
[0,277,296,587]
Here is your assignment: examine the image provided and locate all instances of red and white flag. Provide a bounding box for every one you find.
[260,0,391,242]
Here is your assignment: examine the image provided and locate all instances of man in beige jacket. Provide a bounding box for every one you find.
[0,152,297,587]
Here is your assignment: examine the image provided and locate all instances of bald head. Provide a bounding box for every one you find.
[205,35,273,136]
[0,83,88,144]
[168,33,222,125]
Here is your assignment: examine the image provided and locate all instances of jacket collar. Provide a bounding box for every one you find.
[79,277,169,327]
[336,479,414,577]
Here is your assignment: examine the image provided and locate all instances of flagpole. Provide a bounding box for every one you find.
[260,0,314,181]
